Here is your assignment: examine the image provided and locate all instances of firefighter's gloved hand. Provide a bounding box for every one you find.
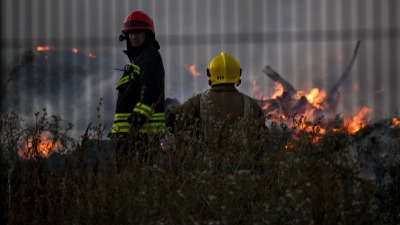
[123,64,140,80]
[131,112,147,130]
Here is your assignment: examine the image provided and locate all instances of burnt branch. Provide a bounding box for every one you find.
[263,66,297,96]
[326,40,361,107]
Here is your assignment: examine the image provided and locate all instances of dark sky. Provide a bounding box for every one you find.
[1,0,399,137]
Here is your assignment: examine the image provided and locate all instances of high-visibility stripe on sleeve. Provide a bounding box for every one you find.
[110,113,131,134]
[110,112,166,134]
[133,102,153,118]
[132,64,140,74]
[114,113,131,121]
[110,122,130,133]
[139,112,166,133]
[116,74,135,88]
[115,63,141,88]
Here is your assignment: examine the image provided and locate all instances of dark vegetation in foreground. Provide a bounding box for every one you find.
[0,108,399,225]
[1,50,399,224]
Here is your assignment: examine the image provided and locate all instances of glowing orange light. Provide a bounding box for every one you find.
[344,107,372,134]
[262,101,272,110]
[251,77,376,142]
[284,143,295,150]
[391,117,400,128]
[270,82,284,99]
[72,48,79,53]
[304,88,327,109]
[184,64,201,77]
[36,45,50,51]
[18,131,62,159]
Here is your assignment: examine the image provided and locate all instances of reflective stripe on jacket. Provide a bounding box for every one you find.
[138,112,166,133]
[110,111,165,134]
[115,63,140,88]
[110,113,131,134]
[109,40,165,136]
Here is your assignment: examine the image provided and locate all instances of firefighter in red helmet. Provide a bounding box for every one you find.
[109,11,165,163]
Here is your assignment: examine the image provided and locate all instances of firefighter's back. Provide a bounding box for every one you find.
[202,86,263,123]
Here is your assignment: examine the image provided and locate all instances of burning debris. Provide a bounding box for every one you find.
[260,41,370,134]
[261,66,328,119]
[260,61,400,187]
[18,130,63,159]
[33,45,98,73]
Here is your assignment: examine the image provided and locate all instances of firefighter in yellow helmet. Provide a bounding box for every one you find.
[170,52,265,144]
[108,11,165,163]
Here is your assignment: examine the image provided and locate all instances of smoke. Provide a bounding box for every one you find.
[2,48,118,138]
[1,0,400,138]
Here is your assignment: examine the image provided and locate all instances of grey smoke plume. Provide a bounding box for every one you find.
[2,48,118,138]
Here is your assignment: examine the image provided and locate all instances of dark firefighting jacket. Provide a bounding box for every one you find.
[109,41,165,136]
[174,84,265,138]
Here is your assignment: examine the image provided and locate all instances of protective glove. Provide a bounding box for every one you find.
[124,63,140,80]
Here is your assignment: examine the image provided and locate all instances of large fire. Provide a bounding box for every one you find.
[257,80,376,141]
[18,130,63,159]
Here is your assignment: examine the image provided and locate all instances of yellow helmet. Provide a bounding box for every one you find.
[207,52,242,86]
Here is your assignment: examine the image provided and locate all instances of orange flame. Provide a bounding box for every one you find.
[262,101,272,110]
[293,117,326,143]
[284,143,294,149]
[271,82,284,99]
[252,79,377,144]
[343,107,372,134]
[18,131,62,159]
[36,45,98,59]
[36,45,50,51]
[391,117,400,128]
[303,88,327,109]
[284,142,295,152]
[184,64,201,77]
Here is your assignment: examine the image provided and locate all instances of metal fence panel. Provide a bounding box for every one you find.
[1,0,399,137]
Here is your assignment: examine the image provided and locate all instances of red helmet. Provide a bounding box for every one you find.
[122,11,155,34]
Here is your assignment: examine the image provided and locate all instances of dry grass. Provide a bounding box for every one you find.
[1,51,399,224]
[0,109,399,225]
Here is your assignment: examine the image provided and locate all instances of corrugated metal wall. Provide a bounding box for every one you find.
[1,0,399,137]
